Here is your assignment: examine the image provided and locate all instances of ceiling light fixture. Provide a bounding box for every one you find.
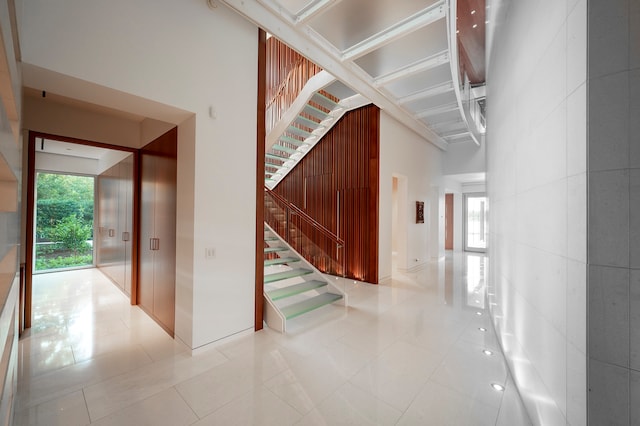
[483,349,493,356]
[478,327,487,332]
[476,311,482,316]
[471,9,476,14]
[473,24,478,28]
[491,383,505,392]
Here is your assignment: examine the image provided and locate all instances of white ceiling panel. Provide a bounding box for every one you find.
[308,0,440,50]
[224,0,485,149]
[383,63,452,98]
[324,80,357,99]
[404,90,458,112]
[276,0,315,15]
[354,18,447,78]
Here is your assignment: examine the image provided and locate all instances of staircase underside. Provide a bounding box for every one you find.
[222,0,487,153]
[265,71,368,189]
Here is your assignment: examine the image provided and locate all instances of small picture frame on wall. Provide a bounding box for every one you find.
[416,201,424,224]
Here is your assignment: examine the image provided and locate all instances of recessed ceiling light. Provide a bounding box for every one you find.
[478,327,487,332]
[476,311,482,316]
[483,349,493,356]
[471,9,476,14]
[473,24,478,29]
[491,383,505,391]
[456,30,460,34]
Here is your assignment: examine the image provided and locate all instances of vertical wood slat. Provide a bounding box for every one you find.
[255,29,266,331]
[274,105,380,283]
[265,37,323,134]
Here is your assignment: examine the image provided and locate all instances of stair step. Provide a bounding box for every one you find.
[272,144,298,155]
[264,256,300,266]
[286,126,312,139]
[280,293,343,319]
[264,236,279,241]
[280,135,305,146]
[267,280,327,301]
[312,92,339,110]
[303,103,330,119]
[264,268,313,283]
[294,114,323,129]
[266,153,287,162]
[264,246,288,254]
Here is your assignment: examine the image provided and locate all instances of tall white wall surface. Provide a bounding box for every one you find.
[485,0,587,425]
[586,0,640,424]
[18,0,259,349]
[442,139,485,176]
[379,112,443,282]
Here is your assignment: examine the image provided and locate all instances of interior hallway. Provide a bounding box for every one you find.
[14,254,531,425]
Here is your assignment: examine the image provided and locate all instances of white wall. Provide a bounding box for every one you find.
[586,0,640,423]
[442,139,485,176]
[485,0,587,425]
[35,152,99,175]
[379,111,443,282]
[23,96,142,149]
[19,0,259,349]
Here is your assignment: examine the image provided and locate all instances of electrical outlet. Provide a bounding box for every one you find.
[205,247,215,259]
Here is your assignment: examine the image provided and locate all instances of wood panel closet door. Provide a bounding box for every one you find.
[120,156,134,296]
[138,151,156,313]
[138,128,177,335]
[153,152,176,331]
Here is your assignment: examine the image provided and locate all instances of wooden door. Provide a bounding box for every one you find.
[153,150,176,332]
[138,128,177,334]
[445,193,454,250]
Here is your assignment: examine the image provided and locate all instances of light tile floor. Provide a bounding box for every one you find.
[14,253,532,425]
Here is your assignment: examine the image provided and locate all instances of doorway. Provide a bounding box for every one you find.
[445,193,454,250]
[25,132,137,329]
[391,175,408,273]
[33,172,95,272]
[464,193,488,252]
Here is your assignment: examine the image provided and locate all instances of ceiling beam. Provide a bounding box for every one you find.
[295,0,343,25]
[415,103,458,118]
[220,0,449,151]
[340,0,446,61]
[374,50,449,87]
[397,81,454,104]
[442,130,471,139]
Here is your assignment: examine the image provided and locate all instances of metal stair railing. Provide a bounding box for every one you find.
[264,186,345,278]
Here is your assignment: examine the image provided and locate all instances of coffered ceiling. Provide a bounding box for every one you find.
[219,0,486,151]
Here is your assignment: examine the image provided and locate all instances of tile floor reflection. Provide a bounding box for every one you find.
[15,253,531,425]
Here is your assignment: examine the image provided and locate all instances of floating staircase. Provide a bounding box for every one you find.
[265,71,368,189]
[263,226,345,332]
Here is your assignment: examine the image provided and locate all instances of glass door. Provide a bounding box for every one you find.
[464,193,487,252]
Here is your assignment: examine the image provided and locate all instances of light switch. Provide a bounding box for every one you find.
[205,247,215,259]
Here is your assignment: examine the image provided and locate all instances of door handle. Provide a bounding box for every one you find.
[122,232,130,242]
[149,238,160,251]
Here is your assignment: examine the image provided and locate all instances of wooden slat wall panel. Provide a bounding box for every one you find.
[274,104,379,283]
[265,37,323,133]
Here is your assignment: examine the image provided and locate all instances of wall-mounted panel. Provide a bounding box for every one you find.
[275,104,379,283]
